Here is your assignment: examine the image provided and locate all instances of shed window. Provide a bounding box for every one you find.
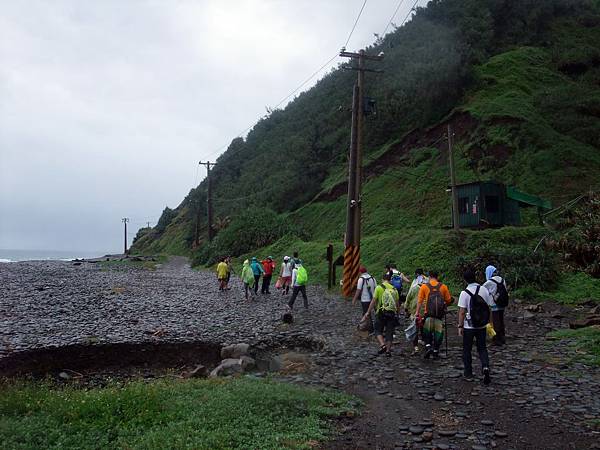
[485,195,500,213]
[458,197,469,214]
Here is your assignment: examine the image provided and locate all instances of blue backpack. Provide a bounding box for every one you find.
[391,273,403,290]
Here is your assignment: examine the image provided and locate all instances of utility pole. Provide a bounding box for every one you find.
[340,49,384,297]
[199,161,216,241]
[122,217,129,254]
[448,124,460,230]
[146,221,151,228]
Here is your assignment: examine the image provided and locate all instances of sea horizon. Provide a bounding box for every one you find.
[0,248,114,263]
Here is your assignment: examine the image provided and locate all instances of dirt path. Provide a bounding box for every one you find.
[1,258,599,449]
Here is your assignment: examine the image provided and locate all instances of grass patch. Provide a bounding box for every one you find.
[548,326,600,366]
[516,272,600,304]
[0,377,357,450]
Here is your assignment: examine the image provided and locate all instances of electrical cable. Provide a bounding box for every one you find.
[202,0,373,162]
[381,0,406,38]
[344,0,368,48]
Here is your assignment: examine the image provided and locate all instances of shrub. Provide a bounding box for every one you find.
[193,208,294,265]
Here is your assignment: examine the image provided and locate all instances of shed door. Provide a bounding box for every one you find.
[458,187,480,227]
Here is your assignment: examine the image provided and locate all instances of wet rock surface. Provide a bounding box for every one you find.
[1,258,600,449]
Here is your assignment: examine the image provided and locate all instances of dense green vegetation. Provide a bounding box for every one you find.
[0,378,356,450]
[132,0,600,302]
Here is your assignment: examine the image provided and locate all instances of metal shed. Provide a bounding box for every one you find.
[452,181,551,228]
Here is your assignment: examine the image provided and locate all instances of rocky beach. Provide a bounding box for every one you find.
[1,257,599,450]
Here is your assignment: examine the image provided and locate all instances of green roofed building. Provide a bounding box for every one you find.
[451,181,552,229]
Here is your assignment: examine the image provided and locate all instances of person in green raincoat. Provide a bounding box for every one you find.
[241,259,255,300]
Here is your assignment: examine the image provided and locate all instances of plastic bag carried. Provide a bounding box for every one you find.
[404,320,418,342]
[486,322,496,339]
[275,277,283,290]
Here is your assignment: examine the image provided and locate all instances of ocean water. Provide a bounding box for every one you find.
[0,249,107,263]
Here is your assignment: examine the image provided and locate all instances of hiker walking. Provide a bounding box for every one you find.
[290,251,300,270]
[279,256,293,295]
[386,264,410,301]
[288,260,308,310]
[416,270,452,359]
[225,256,233,290]
[362,272,400,357]
[405,268,428,354]
[483,265,508,346]
[352,267,377,332]
[260,256,276,294]
[216,257,228,291]
[250,257,264,295]
[241,259,255,300]
[458,267,495,384]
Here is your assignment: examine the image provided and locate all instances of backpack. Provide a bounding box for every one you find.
[390,272,403,290]
[359,275,374,300]
[426,282,447,319]
[379,285,397,313]
[296,266,308,285]
[466,286,490,328]
[491,277,509,308]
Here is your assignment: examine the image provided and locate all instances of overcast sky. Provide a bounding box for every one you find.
[0,0,423,253]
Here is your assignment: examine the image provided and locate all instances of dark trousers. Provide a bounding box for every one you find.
[361,302,373,331]
[254,275,261,294]
[463,327,489,376]
[288,285,308,309]
[492,309,506,344]
[261,274,272,294]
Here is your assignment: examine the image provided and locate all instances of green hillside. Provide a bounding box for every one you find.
[132,0,600,301]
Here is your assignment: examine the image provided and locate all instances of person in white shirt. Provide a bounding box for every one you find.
[352,267,377,331]
[483,264,508,346]
[279,256,293,295]
[457,268,495,384]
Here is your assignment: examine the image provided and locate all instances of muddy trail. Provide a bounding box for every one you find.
[1,258,599,449]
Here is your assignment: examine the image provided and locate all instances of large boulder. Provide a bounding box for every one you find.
[209,358,243,378]
[221,343,250,359]
[240,356,256,370]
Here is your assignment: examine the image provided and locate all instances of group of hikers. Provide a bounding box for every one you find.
[215,252,310,310]
[354,263,509,384]
[216,253,509,384]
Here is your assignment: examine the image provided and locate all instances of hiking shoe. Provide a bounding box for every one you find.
[483,367,491,385]
[424,345,433,359]
[378,345,387,355]
[385,351,392,358]
[463,373,475,381]
[432,350,440,360]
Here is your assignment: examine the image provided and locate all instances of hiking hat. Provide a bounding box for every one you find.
[252,256,257,261]
[359,266,367,273]
[267,256,273,260]
[243,259,249,264]
[284,256,290,261]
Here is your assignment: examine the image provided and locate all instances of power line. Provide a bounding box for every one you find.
[381,0,406,38]
[203,1,374,162]
[399,0,420,28]
[344,0,368,48]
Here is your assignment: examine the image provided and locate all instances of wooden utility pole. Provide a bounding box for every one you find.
[448,124,460,230]
[122,217,129,254]
[199,161,216,241]
[340,49,384,297]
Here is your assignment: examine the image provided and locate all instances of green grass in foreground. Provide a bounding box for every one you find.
[0,377,357,450]
[549,326,600,367]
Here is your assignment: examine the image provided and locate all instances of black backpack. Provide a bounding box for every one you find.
[466,286,490,328]
[426,282,446,319]
[491,277,509,308]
